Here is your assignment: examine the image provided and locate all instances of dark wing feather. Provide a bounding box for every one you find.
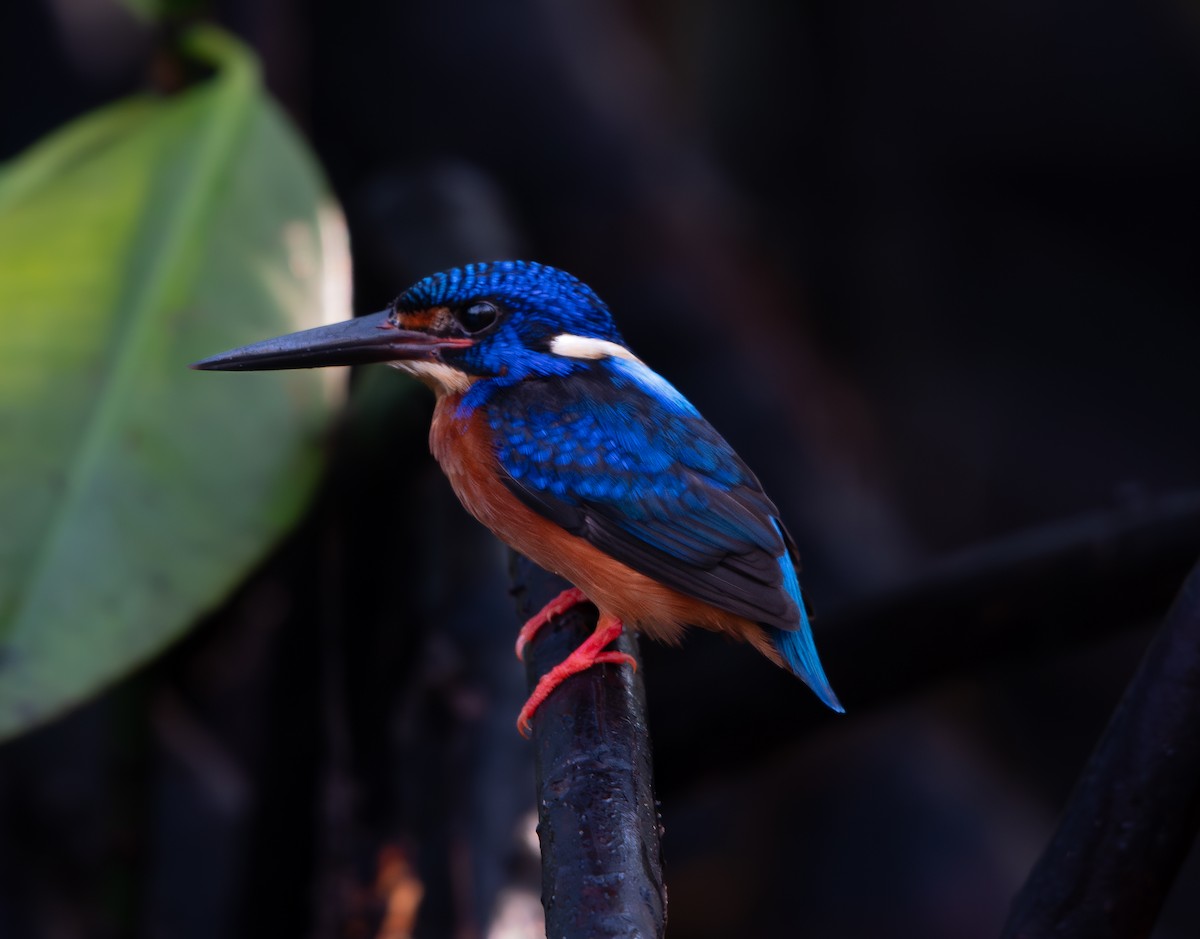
[484,360,803,631]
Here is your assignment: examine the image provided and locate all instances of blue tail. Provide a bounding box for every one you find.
[770,521,844,713]
[772,614,844,713]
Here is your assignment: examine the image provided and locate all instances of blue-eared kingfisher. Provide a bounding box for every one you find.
[193,261,843,734]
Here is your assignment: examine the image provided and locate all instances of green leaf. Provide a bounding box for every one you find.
[0,27,349,740]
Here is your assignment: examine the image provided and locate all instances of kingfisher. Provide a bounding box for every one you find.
[193,261,843,734]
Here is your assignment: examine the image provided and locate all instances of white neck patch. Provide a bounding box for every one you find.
[389,360,473,396]
[549,333,637,362]
[550,333,700,416]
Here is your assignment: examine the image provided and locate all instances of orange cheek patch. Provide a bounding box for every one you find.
[395,306,452,331]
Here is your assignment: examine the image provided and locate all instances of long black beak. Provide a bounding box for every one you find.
[190,310,474,371]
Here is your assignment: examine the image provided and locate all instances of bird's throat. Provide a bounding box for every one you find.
[389,359,474,396]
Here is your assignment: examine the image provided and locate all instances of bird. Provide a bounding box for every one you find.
[193,260,843,735]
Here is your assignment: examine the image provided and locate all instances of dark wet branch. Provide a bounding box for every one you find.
[1001,554,1200,939]
[508,552,667,939]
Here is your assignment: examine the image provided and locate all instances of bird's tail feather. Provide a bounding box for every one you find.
[772,616,844,713]
[768,518,843,713]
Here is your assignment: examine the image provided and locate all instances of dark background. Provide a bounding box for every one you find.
[3,1,1200,937]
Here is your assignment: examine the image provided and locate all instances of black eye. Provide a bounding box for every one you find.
[458,300,500,333]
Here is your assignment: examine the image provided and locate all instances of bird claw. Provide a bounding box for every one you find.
[516,615,632,737]
[515,586,588,661]
[593,651,637,672]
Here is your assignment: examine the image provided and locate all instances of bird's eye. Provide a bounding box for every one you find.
[458,301,500,333]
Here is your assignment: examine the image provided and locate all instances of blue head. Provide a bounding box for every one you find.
[388,261,627,385]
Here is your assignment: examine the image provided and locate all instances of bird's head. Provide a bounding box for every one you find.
[192,261,628,396]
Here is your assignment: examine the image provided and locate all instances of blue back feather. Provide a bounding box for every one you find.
[486,363,800,629]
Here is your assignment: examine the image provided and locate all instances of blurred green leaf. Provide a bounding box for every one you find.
[0,27,350,740]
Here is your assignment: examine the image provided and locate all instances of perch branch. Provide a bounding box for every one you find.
[508,552,667,939]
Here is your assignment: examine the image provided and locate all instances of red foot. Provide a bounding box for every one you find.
[517,615,637,737]
[515,586,587,661]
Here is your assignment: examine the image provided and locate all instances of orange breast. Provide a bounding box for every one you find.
[428,395,782,664]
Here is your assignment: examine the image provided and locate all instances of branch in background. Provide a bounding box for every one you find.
[508,553,666,939]
[650,491,1200,793]
[1001,554,1200,938]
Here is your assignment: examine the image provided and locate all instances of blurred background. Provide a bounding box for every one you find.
[3,1,1200,936]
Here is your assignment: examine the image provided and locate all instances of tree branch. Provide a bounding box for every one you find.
[1002,554,1200,938]
[508,552,666,939]
[650,491,1200,793]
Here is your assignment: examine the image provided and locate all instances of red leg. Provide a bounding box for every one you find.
[517,614,637,737]
[515,586,588,661]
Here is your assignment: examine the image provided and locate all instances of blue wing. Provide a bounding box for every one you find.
[485,357,805,632]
